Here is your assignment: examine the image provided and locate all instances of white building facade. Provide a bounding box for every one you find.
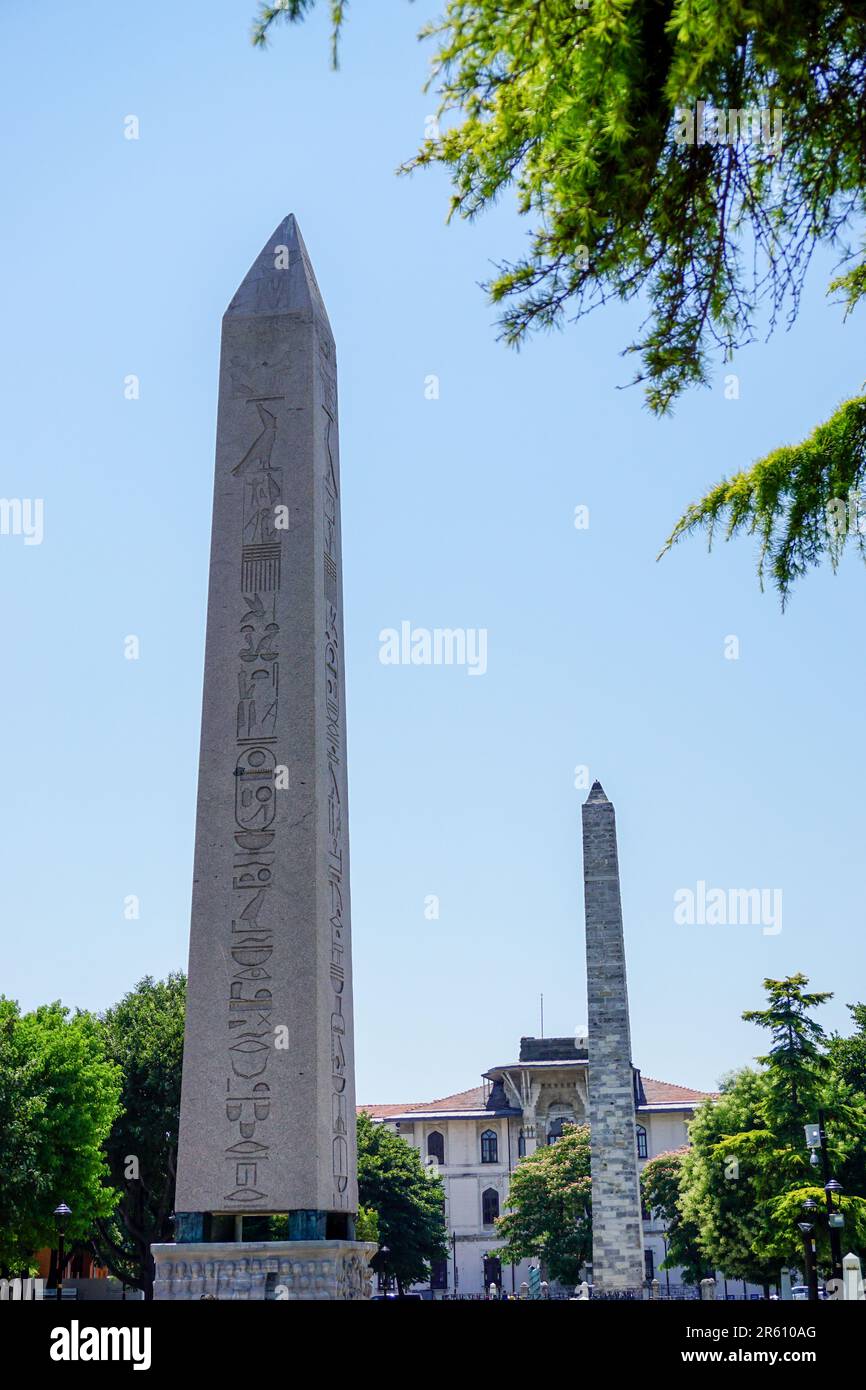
[361,1035,714,1298]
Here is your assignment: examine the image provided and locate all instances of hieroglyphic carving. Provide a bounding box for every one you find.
[242,544,281,594]
[325,608,349,1206]
[218,330,351,1213]
[223,377,286,1207]
[320,336,350,1208]
[229,356,289,402]
[321,339,339,599]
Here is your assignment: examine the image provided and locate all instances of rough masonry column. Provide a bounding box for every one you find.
[582,781,645,1291]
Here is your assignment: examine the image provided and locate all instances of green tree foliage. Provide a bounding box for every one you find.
[357,1109,448,1293]
[639,1148,709,1284]
[93,974,186,1299]
[681,978,866,1285]
[254,1,866,601]
[830,1002,866,1094]
[0,998,121,1273]
[826,1003,866,1203]
[742,973,831,1141]
[494,1122,591,1287]
[680,1068,787,1287]
[355,1204,379,1243]
[659,397,866,605]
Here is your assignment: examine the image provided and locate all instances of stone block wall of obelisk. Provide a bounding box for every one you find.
[582,781,645,1290]
[174,215,357,1227]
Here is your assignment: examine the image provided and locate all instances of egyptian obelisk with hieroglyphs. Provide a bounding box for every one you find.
[152,216,374,1299]
[582,781,645,1292]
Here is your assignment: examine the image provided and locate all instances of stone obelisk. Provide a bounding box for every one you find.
[582,781,645,1292]
[152,216,373,1300]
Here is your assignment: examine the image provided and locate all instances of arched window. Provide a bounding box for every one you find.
[546,1103,575,1145]
[517,1129,526,1158]
[480,1129,498,1164]
[427,1130,445,1165]
[482,1188,500,1225]
[636,1124,648,1159]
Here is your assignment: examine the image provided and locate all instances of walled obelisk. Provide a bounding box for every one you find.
[582,781,645,1292]
[152,216,373,1299]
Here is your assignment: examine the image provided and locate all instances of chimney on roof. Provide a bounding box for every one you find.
[519,1037,587,1062]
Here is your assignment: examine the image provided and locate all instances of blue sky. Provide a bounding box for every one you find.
[2,1,864,1104]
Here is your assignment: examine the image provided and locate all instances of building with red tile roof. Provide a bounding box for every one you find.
[357,1036,717,1297]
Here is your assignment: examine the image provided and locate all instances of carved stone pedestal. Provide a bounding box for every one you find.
[151,1239,376,1301]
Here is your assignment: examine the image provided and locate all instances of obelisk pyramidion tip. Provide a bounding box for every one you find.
[225,213,332,330]
[586,780,609,804]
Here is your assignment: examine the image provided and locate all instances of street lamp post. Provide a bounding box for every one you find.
[53,1203,72,1301]
[805,1112,844,1285]
[824,1176,845,1287]
[797,1199,819,1302]
[450,1230,459,1297]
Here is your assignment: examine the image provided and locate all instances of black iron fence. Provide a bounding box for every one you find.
[436,1281,761,1301]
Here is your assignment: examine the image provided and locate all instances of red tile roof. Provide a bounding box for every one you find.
[641,1077,715,1105]
[359,1077,713,1117]
[407,1085,488,1112]
[356,1103,415,1119]
[358,1086,487,1119]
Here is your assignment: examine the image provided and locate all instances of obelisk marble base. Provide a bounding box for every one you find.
[151,1240,377,1301]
